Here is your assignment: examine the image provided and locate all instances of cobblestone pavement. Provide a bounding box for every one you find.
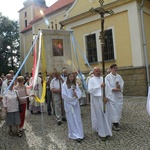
[0,97,150,150]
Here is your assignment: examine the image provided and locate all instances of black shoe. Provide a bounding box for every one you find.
[113,123,119,127]
[30,110,33,114]
[57,121,62,125]
[62,117,67,121]
[113,126,120,131]
[75,139,81,143]
[48,112,51,116]
[38,111,41,114]
[100,136,107,141]
[112,123,120,131]
[9,131,13,136]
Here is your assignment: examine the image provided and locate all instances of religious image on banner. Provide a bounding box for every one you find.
[52,39,63,56]
[42,29,72,73]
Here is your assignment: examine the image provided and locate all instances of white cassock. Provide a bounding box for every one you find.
[105,72,124,123]
[146,87,150,116]
[88,76,112,137]
[62,82,84,140]
[29,77,44,112]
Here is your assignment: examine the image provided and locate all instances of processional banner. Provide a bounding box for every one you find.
[41,29,72,73]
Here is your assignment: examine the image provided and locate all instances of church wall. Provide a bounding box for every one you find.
[67,0,120,19]
[33,5,47,18]
[33,12,65,33]
[19,6,33,31]
[19,5,47,32]
[20,34,24,73]
[20,31,34,75]
[70,10,132,72]
[144,12,150,66]
[19,0,150,96]
[117,66,148,96]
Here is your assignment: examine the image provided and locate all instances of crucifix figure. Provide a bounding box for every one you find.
[89,0,114,113]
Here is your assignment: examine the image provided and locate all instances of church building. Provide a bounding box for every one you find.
[19,0,150,96]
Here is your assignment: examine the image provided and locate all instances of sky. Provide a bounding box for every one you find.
[0,0,58,20]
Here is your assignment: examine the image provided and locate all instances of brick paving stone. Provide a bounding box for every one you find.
[0,96,150,150]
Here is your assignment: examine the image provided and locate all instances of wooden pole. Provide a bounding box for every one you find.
[89,0,114,113]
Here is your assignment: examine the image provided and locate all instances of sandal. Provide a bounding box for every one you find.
[17,132,22,137]
[19,129,23,132]
[9,131,13,136]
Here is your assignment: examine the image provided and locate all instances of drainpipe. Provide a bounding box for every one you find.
[140,0,150,89]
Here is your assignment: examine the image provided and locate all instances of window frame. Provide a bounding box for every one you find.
[83,27,116,64]
[85,33,98,63]
[25,12,27,17]
[103,27,116,61]
[25,20,27,27]
[83,30,101,64]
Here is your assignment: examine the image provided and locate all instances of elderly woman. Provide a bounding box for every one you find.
[14,76,28,132]
[2,80,21,137]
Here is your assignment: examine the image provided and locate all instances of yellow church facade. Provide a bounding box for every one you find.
[19,0,150,96]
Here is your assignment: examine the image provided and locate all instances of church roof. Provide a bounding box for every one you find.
[20,24,32,33]
[45,0,74,15]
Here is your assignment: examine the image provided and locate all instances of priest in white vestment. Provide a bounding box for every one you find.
[105,64,124,131]
[88,67,112,141]
[29,76,44,113]
[62,73,84,143]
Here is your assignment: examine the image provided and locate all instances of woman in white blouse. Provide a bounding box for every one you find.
[2,80,22,137]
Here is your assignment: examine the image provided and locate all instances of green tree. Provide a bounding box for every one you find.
[0,16,20,75]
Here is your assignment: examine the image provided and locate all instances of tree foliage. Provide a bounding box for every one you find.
[0,16,20,75]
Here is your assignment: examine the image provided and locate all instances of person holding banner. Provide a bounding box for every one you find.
[14,76,28,131]
[29,75,43,114]
[61,72,84,143]
[88,67,112,141]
